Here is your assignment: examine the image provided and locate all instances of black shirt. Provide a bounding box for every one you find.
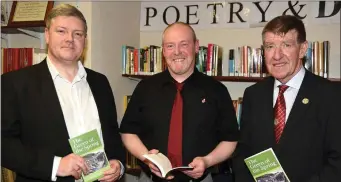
[120,68,239,165]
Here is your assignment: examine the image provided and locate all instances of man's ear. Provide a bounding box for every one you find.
[299,40,308,59]
[45,28,49,45]
[195,39,199,54]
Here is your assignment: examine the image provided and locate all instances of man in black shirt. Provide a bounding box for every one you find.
[120,22,239,182]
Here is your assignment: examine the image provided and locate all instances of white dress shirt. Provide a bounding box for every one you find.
[273,66,305,122]
[46,57,123,181]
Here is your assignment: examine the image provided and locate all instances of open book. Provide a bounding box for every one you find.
[244,148,290,182]
[142,153,193,177]
[69,129,110,182]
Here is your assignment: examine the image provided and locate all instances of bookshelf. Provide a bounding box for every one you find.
[122,74,341,83]
[1,24,45,34]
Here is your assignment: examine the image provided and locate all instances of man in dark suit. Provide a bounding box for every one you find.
[1,4,125,182]
[233,15,341,182]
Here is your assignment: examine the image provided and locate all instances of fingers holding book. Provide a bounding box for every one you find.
[99,159,121,182]
[183,157,207,179]
[57,153,89,179]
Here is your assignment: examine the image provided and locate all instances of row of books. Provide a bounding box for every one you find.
[226,40,330,78]
[121,44,224,76]
[122,45,164,76]
[122,40,331,79]
[196,44,223,76]
[305,41,329,78]
[1,48,47,74]
[227,46,267,77]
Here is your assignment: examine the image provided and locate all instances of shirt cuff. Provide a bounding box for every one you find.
[51,156,62,181]
[118,160,125,178]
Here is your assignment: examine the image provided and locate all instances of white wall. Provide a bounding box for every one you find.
[140,24,340,99]
[90,2,141,123]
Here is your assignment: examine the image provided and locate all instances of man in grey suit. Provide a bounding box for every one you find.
[233,15,341,182]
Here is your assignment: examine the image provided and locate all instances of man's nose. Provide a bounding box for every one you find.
[65,32,74,42]
[273,46,283,60]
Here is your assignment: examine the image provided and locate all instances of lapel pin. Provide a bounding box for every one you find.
[202,98,206,103]
[302,98,309,104]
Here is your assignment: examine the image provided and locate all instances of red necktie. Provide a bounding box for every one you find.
[167,82,183,167]
[274,85,289,144]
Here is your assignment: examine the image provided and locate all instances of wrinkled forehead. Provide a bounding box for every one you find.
[263,30,298,43]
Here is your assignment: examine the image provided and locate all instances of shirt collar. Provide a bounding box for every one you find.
[160,68,200,87]
[274,66,305,89]
[46,55,87,81]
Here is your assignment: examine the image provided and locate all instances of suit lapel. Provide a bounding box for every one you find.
[262,77,278,146]
[38,60,71,151]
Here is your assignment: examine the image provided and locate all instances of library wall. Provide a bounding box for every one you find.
[140,24,340,99]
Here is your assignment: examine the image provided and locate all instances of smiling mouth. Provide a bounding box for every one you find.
[273,63,286,67]
[173,58,185,62]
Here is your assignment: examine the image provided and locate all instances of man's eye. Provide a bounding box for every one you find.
[75,32,84,37]
[57,30,65,33]
[181,43,188,47]
[283,44,291,48]
[264,45,273,49]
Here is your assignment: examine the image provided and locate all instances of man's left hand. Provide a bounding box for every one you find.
[99,159,121,182]
[183,157,207,179]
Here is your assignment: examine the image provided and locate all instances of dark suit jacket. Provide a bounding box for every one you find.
[233,70,341,182]
[1,60,125,182]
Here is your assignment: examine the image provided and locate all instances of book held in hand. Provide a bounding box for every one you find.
[244,148,290,182]
[69,129,110,182]
[142,153,193,178]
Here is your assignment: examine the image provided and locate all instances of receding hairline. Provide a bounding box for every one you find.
[162,22,197,44]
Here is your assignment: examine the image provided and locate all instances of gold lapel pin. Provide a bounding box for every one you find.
[302,98,309,104]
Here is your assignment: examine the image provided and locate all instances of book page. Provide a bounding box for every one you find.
[143,153,172,177]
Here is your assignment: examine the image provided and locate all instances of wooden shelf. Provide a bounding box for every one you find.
[1,25,45,34]
[122,74,341,83]
[125,167,141,176]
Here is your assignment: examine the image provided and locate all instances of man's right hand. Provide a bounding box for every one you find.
[57,153,89,179]
[143,149,174,180]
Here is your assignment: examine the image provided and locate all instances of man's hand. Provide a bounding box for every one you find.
[183,157,208,179]
[99,160,121,182]
[143,149,174,180]
[57,153,89,179]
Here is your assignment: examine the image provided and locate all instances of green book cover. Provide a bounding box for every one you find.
[69,129,110,182]
[244,148,290,182]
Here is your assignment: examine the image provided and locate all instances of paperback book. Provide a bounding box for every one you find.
[142,153,193,178]
[69,129,110,182]
[244,148,290,182]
